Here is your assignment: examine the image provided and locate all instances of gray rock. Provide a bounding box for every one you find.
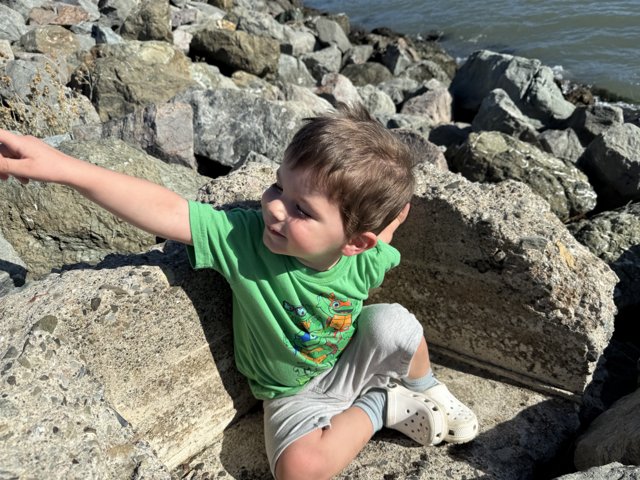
[372,162,616,396]
[574,389,640,470]
[0,4,27,42]
[301,44,342,82]
[429,122,472,149]
[97,0,140,27]
[400,79,452,126]
[313,16,351,53]
[91,23,124,44]
[0,0,48,19]
[554,463,640,480]
[315,72,362,106]
[385,113,433,138]
[342,44,374,66]
[281,24,316,56]
[392,128,448,171]
[27,3,92,25]
[569,202,640,310]
[380,37,418,76]
[578,123,640,209]
[70,41,195,121]
[120,0,172,42]
[401,59,452,87]
[566,103,625,146]
[278,53,316,87]
[0,139,203,278]
[472,88,542,142]
[377,75,421,106]
[340,61,393,87]
[356,84,396,118]
[448,131,597,221]
[0,232,27,296]
[189,62,238,90]
[190,27,280,77]
[236,6,287,42]
[0,56,100,137]
[175,88,307,168]
[0,39,14,66]
[0,306,171,479]
[450,49,575,127]
[539,128,585,164]
[230,70,283,101]
[278,83,333,115]
[90,102,197,169]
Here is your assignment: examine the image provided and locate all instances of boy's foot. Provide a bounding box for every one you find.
[421,383,478,444]
[384,382,446,446]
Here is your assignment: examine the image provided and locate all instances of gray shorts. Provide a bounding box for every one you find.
[263,303,423,476]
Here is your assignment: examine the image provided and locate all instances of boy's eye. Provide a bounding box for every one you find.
[296,205,311,218]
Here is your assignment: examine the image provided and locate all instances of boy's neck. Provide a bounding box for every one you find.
[296,254,342,272]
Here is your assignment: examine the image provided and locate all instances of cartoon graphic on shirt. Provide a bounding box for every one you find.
[282,298,345,366]
[316,293,353,332]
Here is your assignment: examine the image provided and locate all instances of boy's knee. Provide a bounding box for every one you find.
[275,446,327,480]
[359,303,422,346]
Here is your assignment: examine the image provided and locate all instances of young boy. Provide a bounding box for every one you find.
[0,104,477,479]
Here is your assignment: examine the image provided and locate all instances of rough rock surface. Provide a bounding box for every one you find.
[555,463,640,480]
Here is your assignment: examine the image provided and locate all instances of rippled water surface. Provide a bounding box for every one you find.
[306,0,640,103]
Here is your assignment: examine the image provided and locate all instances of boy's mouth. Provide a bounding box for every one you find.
[267,226,285,238]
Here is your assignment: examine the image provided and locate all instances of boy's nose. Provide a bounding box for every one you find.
[269,199,286,222]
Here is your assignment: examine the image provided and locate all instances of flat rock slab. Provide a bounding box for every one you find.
[177,362,580,480]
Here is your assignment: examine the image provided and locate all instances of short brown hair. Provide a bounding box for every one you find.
[284,103,415,237]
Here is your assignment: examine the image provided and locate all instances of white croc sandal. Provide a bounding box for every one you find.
[384,382,446,446]
[422,384,478,444]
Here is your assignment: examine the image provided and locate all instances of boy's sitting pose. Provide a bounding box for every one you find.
[0,104,477,479]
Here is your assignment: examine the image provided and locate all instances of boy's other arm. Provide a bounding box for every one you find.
[0,129,192,245]
[377,203,410,244]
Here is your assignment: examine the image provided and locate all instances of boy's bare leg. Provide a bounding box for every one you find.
[275,406,373,480]
[275,337,430,480]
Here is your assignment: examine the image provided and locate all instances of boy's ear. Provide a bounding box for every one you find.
[341,231,377,256]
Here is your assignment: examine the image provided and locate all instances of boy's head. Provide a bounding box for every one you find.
[283,103,415,237]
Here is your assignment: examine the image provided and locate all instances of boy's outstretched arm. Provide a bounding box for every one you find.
[377,203,410,244]
[0,129,192,245]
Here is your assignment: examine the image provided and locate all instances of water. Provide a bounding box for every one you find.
[306,0,640,104]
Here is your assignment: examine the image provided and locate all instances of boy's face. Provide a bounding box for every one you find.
[261,163,349,271]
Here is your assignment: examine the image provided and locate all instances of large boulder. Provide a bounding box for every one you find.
[0,139,207,278]
[375,163,616,396]
[578,123,640,210]
[190,27,280,77]
[120,0,172,42]
[555,463,640,480]
[174,88,310,169]
[447,131,597,222]
[450,49,575,126]
[569,202,640,310]
[70,41,195,121]
[573,388,640,470]
[0,232,26,295]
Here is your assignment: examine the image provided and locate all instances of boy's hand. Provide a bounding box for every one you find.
[0,128,193,245]
[377,203,410,244]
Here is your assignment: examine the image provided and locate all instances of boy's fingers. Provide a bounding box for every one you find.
[0,129,22,151]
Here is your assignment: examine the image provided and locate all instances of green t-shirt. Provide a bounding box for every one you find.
[186,201,400,400]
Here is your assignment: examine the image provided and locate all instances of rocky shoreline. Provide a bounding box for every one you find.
[0,0,639,479]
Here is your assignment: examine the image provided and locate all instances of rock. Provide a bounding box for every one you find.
[340,61,393,87]
[385,113,433,138]
[315,72,362,106]
[20,25,82,58]
[371,162,616,395]
[555,463,640,480]
[573,389,640,470]
[0,39,14,66]
[182,363,581,480]
[379,37,418,76]
[27,3,91,25]
[91,23,124,44]
[97,0,140,27]
[0,243,254,472]
[0,56,100,137]
[578,123,640,209]
[401,59,452,87]
[231,70,283,101]
[539,128,585,164]
[0,232,27,296]
[429,122,472,149]
[313,16,351,53]
[0,4,27,42]
[277,53,316,87]
[189,62,238,90]
[565,103,624,146]
[450,49,575,126]
[568,202,640,310]
[278,83,333,115]
[471,88,542,143]
[0,302,171,479]
[0,0,49,19]
[120,0,172,42]
[356,84,396,118]
[0,139,204,278]
[301,44,342,82]
[79,102,197,169]
[392,128,448,170]
[174,88,308,169]
[400,79,452,126]
[235,6,287,42]
[377,76,421,106]
[70,41,195,121]
[281,24,316,56]
[190,27,280,77]
[447,131,597,221]
[342,44,374,66]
